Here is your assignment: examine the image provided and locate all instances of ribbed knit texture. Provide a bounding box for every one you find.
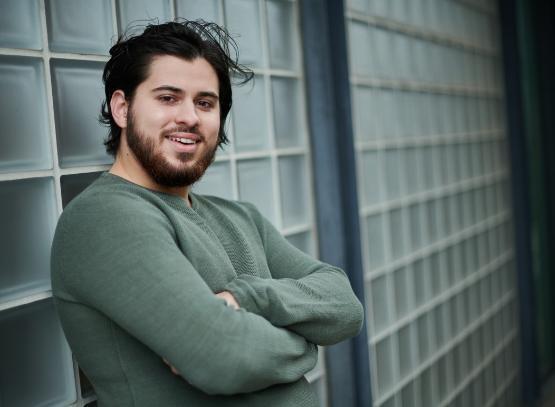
[51,172,363,406]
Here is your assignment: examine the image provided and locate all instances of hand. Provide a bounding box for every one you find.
[215,291,239,310]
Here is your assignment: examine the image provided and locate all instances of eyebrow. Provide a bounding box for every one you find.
[151,86,219,99]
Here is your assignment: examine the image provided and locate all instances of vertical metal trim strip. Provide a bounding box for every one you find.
[498,0,539,404]
[300,0,372,406]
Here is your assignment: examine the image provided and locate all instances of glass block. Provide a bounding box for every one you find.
[267,0,299,70]
[392,32,411,80]
[370,0,389,17]
[353,86,377,141]
[46,0,114,54]
[437,355,452,402]
[365,213,386,270]
[360,150,382,207]
[117,0,171,32]
[348,0,370,13]
[435,145,449,187]
[376,336,396,396]
[473,371,485,406]
[404,148,422,195]
[398,323,415,378]
[0,300,76,407]
[278,155,310,228]
[412,39,428,83]
[311,375,328,406]
[191,161,233,200]
[439,301,452,343]
[373,27,391,79]
[348,21,372,76]
[61,171,103,208]
[370,274,391,333]
[237,158,276,224]
[51,59,112,167]
[384,149,403,200]
[382,90,400,138]
[271,77,305,148]
[371,88,387,138]
[426,198,441,244]
[0,0,42,49]
[232,76,269,152]
[420,366,438,406]
[408,203,424,251]
[438,196,451,239]
[0,178,57,302]
[473,325,485,363]
[402,91,418,138]
[447,194,460,235]
[421,92,437,135]
[176,0,220,21]
[422,146,437,190]
[0,56,52,172]
[401,380,417,407]
[394,267,411,319]
[389,208,406,259]
[417,313,432,363]
[413,259,430,307]
[432,305,445,348]
[224,0,263,67]
[459,339,471,379]
[449,243,464,284]
[429,252,444,295]
[484,362,495,402]
[285,231,314,256]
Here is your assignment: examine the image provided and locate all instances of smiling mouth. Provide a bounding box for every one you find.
[166,136,199,145]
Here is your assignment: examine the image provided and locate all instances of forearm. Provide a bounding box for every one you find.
[161,305,318,395]
[225,267,364,345]
[238,203,364,345]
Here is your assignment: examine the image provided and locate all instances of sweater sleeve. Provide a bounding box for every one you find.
[52,196,317,396]
[224,204,364,346]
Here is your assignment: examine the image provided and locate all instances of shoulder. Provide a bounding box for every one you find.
[55,174,173,243]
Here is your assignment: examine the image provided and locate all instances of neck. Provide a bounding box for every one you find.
[109,144,191,205]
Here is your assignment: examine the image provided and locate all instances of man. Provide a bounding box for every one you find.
[51,20,363,406]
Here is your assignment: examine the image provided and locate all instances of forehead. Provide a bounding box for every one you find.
[141,55,219,93]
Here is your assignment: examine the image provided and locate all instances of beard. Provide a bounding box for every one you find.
[125,110,217,188]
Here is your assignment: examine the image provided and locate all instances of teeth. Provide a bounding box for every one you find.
[170,137,195,145]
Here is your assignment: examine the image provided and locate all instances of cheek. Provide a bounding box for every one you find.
[142,110,174,132]
[205,113,221,134]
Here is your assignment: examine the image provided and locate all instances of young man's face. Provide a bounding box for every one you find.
[124,55,221,187]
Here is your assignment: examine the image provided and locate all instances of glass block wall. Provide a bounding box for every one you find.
[345,0,520,406]
[0,0,325,405]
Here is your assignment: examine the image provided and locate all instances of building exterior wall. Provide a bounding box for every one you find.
[0,0,525,406]
[344,0,519,405]
[0,1,324,406]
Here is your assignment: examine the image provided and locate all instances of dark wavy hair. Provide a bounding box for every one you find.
[100,20,253,156]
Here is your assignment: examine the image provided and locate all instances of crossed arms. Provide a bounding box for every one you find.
[53,195,363,395]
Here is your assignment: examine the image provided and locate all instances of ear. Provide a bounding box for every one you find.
[110,90,128,129]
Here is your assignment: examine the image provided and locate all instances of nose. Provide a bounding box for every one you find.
[175,99,199,129]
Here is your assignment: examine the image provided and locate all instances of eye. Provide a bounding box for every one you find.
[158,95,177,104]
[196,99,214,110]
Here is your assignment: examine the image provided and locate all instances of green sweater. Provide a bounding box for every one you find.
[51,173,364,406]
